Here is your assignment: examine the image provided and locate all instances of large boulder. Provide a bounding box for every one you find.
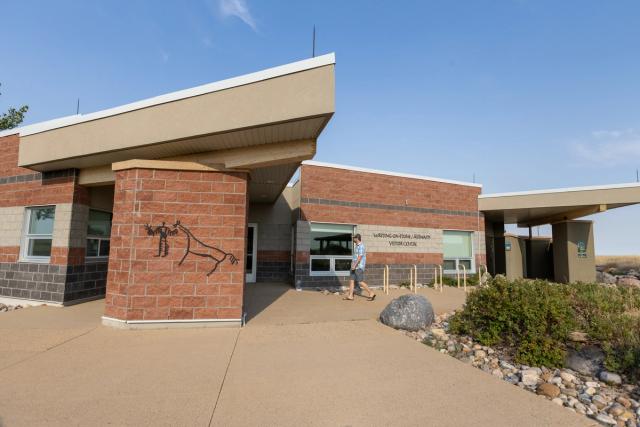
[565,345,605,376]
[379,294,434,331]
[617,275,640,288]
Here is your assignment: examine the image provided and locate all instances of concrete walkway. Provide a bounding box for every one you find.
[0,284,595,426]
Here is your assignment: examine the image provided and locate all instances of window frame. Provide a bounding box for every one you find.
[309,255,353,276]
[20,205,56,263]
[442,229,476,274]
[308,222,355,277]
[85,209,112,261]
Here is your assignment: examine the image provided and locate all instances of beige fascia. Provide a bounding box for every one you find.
[19,64,334,169]
[479,184,640,211]
[81,139,316,183]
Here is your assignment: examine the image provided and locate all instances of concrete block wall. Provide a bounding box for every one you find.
[255,223,291,282]
[248,190,297,283]
[0,134,105,304]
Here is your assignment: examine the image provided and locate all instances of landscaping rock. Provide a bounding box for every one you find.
[617,276,640,288]
[379,294,434,332]
[597,271,617,285]
[474,349,487,359]
[600,371,623,386]
[560,372,577,383]
[617,397,632,408]
[565,345,605,376]
[610,404,626,417]
[521,369,540,387]
[593,395,609,410]
[596,413,617,425]
[408,310,639,427]
[0,303,23,313]
[537,383,561,398]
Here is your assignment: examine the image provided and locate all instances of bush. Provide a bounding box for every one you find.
[440,273,479,287]
[449,276,575,367]
[449,276,640,379]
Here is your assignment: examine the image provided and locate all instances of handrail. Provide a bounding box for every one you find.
[457,264,467,292]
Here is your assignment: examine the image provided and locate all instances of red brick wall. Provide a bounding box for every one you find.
[104,168,248,322]
[0,134,88,264]
[257,250,290,262]
[300,164,482,230]
[299,164,485,269]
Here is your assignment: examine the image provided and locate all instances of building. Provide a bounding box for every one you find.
[1,53,639,328]
[253,160,484,289]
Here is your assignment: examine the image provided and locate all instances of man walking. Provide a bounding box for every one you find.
[344,234,376,301]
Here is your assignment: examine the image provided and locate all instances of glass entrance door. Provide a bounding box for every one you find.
[246,224,257,283]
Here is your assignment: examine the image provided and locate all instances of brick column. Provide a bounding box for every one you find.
[103,167,247,328]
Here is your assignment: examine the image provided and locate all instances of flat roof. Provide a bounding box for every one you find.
[479,182,640,199]
[480,182,640,226]
[301,160,482,188]
[0,53,335,138]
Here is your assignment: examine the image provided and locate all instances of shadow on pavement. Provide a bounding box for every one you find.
[243,282,291,323]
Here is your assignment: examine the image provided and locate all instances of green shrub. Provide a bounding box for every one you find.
[440,273,479,287]
[399,281,411,289]
[450,276,575,367]
[568,283,640,378]
[449,277,640,379]
[600,315,640,379]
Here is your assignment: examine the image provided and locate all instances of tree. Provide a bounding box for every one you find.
[0,83,28,131]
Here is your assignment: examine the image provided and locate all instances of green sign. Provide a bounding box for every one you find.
[577,241,587,258]
[505,242,512,251]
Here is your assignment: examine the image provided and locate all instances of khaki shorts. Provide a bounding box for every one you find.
[350,268,365,282]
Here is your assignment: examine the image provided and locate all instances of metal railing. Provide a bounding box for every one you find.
[409,264,418,293]
[383,265,390,295]
[433,265,443,292]
[457,264,467,292]
[383,264,448,294]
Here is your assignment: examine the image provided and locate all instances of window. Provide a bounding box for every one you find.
[86,209,112,258]
[21,206,55,262]
[309,223,354,276]
[443,230,474,273]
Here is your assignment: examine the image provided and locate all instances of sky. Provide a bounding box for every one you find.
[1,0,639,254]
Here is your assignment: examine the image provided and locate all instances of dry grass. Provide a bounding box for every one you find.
[596,255,640,271]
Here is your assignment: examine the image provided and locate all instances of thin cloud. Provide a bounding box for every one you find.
[573,128,640,166]
[219,0,257,32]
[202,36,213,48]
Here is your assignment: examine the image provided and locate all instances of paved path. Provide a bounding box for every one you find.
[0,285,595,426]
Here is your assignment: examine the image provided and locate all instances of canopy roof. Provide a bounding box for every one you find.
[4,54,336,202]
[479,183,640,227]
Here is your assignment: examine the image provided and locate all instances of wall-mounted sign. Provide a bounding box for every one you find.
[358,226,439,253]
[577,241,587,258]
[505,242,512,251]
[371,232,431,247]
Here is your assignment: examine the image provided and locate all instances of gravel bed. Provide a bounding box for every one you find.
[405,312,640,427]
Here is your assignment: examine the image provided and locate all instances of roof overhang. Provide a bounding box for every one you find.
[5,54,336,202]
[479,183,640,227]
